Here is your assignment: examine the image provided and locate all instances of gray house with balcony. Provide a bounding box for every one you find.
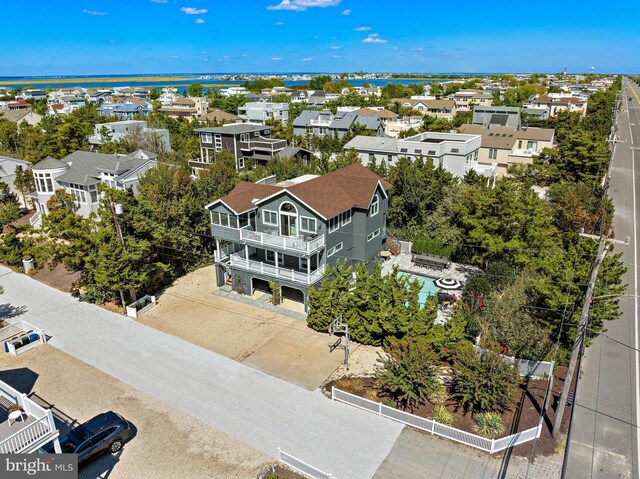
[29,150,158,226]
[206,163,391,310]
[193,123,308,173]
[292,110,385,138]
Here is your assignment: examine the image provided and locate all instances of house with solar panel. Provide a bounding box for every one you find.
[29,150,158,226]
[206,163,391,309]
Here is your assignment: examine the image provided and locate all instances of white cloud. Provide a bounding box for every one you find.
[409,47,423,51]
[170,55,179,58]
[272,57,284,61]
[150,0,168,3]
[274,21,285,25]
[202,58,210,62]
[330,45,340,49]
[332,55,341,58]
[181,7,207,14]
[83,9,108,15]
[341,9,351,15]
[353,26,371,31]
[301,57,313,62]
[195,18,205,23]
[267,0,341,11]
[362,33,387,44]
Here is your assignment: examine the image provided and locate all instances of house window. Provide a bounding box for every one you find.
[34,172,54,193]
[370,194,379,217]
[489,148,498,160]
[202,132,212,143]
[263,210,278,226]
[300,216,317,233]
[367,229,381,242]
[68,183,87,204]
[340,209,352,226]
[368,153,375,163]
[527,140,538,150]
[238,158,244,169]
[266,251,275,263]
[328,216,340,233]
[328,242,343,257]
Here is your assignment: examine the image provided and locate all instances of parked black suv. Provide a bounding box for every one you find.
[48,411,132,464]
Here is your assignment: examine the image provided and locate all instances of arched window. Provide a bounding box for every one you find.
[370,194,379,217]
[280,202,298,237]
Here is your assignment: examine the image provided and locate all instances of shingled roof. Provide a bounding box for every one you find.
[210,163,391,219]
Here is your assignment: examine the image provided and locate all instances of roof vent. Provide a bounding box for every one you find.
[251,198,260,204]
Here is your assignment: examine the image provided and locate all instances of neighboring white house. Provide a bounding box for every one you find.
[87,120,171,152]
[238,102,290,125]
[29,150,158,225]
[344,131,494,178]
[220,86,248,97]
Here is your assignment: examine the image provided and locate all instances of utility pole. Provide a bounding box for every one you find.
[553,231,608,436]
[553,91,623,437]
[109,196,137,311]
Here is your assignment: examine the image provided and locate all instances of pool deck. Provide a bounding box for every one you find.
[381,251,479,284]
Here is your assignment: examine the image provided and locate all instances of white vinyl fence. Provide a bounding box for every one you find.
[277,449,337,479]
[473,346,555,379]
[332,388,543,454]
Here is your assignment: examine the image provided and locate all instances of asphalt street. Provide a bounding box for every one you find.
[0,266,403,479]
[564,78,640,478]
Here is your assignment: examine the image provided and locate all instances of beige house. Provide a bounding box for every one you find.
[389,98,457,120]
[451,90,494,111]
[459,124,555,175]
[530,95,587,117]
[0,109,42,126]
[161,96,209,120]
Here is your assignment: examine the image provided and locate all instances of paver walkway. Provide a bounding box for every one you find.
[0,266,402,479]
[374,428,562,479]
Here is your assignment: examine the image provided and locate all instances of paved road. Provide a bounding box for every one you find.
[564,78,640,478]
[0,266,403,479]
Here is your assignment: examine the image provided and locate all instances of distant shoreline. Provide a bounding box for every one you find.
[0,75,196,86]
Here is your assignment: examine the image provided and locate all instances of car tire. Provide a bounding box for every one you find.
[109,439,123,454]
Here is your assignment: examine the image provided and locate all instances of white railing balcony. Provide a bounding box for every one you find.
[239,228,325,255]
[0,380,59,454]
[309,118,332,127]
[467,161,497,177]
[229,253,324,285]
[510,148,537,157]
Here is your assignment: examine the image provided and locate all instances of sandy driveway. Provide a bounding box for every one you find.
[139,267,348,390]
[0,346,270,479]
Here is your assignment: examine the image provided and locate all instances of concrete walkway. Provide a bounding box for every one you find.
[0,266,402,479]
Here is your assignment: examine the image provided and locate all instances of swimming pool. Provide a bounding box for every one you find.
[399,272,439,306]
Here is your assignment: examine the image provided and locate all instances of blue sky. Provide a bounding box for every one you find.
[0,0,638,76]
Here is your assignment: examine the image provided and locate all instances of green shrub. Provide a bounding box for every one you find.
[269,281,281,305]
[474,412,505,438]
[411,235,455,259]
[431,405,454,426]
[378,337,441,411]
[452,349,519,413]
[383,398,396,408]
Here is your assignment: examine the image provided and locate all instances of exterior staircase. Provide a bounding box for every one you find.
[386,233,401,255]
[28,211,42,229]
